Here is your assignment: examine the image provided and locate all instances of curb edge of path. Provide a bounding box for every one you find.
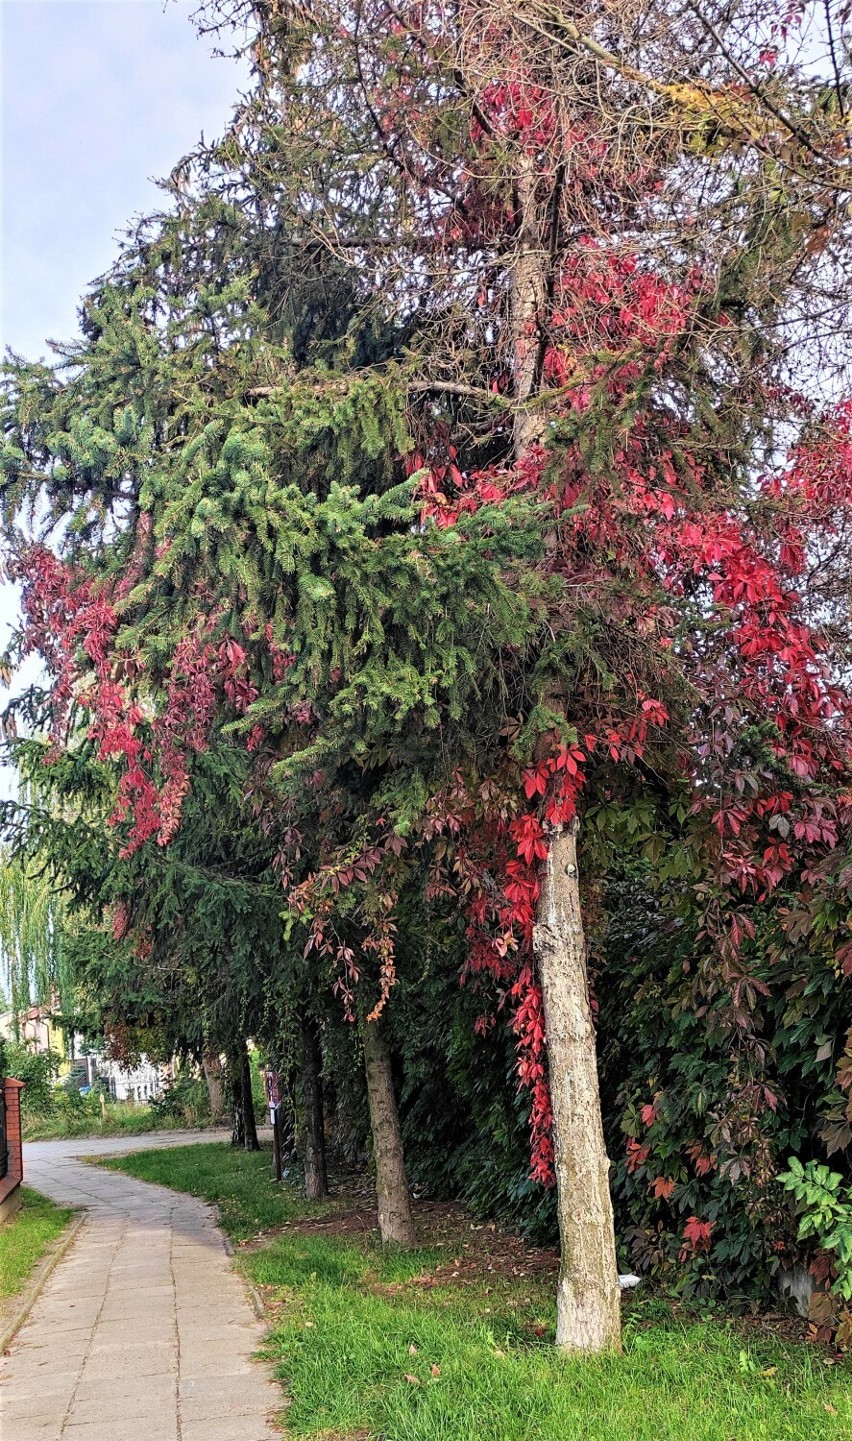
[221,1228,267,1321]
[0,1208,88,1355]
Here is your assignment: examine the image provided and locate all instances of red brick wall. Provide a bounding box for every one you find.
[0,1077,24,1205]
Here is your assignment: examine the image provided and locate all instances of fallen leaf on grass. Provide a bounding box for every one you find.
[430,1364,441,1378]
[404,1373,420,1385]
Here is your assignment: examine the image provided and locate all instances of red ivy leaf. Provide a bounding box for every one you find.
[650,1176,676,1200]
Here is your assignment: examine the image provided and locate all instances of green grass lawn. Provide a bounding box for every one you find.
[0,1187,75,1306]
[100,1143,852,1441]
[23,1100,217,1142]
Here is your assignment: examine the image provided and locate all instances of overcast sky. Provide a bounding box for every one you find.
[2,0,247,358]
[0,0,248,788]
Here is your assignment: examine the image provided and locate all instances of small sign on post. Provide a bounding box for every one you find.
[261,1068,280,1125]
[261,1070,284,1183]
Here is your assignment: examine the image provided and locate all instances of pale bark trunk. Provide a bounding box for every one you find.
[510,143,621,1353]
[202,1051,225,1122]
[361,1015,416,1247]
[512,155,548,455]
[533,822,621,1351]
[299,1010,329,1200]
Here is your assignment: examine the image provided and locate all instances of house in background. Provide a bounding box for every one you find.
[94,1055,172,1102]
[0,1001,66,1061]
[1,1003,171,1102]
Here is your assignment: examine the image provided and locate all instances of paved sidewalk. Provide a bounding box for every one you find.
[1,1131,281,1441]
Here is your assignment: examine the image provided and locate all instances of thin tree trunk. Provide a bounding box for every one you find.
[229,1038,260,1150]
[277,1066,297,1175]
[241,1044,260,1152]
[231,1063,245,1149]
[510,148,621,1352]
[512,155,548,455]
[299,1009,329,1200]
[361,1014,416,1247]
[533,821,621,1351]
[202,1050,225,1122]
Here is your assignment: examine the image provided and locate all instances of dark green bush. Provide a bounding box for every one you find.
[149,1068,211,1125]
[4,1041,62,1116]
[596,869,851,1301]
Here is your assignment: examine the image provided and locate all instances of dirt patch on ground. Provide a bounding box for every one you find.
[241,1173,839,1352]
[236,1187,560,1302]
[286,1205,383,1240]
[730,1307,843,1351]
[281,1192,561,1287]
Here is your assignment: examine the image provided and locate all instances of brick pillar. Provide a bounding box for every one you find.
[0,1077,24,1220]
[5,1078,24,1183]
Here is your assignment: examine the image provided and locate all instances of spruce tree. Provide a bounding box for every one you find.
[5,0,852,1348]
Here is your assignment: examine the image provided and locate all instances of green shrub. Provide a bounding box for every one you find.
[388,860,852,1303]
[780,1157,852,1346]
[149,1069,211,1126]
[596,867,851,1302]
[4,1041,62,1115]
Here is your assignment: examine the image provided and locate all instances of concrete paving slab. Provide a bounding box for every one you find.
[63,1422,178,1441]
[0,1129,279,1440]
[181,1419,279,1441]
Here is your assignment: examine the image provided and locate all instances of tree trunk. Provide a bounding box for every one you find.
[231,1074,245,1149]
[241,1044,260,1151]
[533,821,621,1351]
[202,1050,225,1122]
[299,1009,328,1200]
[511,154,549,455]
[277,1067,297,1175]
[361,1014,416,1247]
[229,1039,260,1151]
[509,146,621,1352]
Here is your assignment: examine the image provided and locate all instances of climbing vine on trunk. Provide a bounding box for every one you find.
[5,0,852,1351]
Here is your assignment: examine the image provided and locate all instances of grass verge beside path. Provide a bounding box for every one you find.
[23,1102,217,1142]
[100,1143,852,1441]
[0,1187,75,1306]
